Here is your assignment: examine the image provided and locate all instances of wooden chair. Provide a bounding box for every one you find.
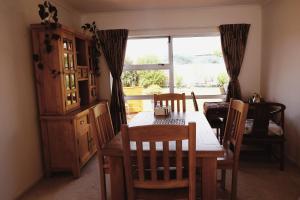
[191,92,199,112]
[192,92,223,141]
[121,123,196,200]
[154,93,186,112]
[243,102,286,170]
[89,102,115,200]
[217,99,249,200]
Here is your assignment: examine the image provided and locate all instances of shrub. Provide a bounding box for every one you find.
[138,70,167,88]
[121,71,139,87]
[217,72,229,87]
[144,84,162,95]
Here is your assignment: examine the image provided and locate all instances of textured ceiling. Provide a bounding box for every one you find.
[57,0,268,13]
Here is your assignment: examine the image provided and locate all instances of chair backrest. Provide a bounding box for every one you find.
[89,102,115,200]
[222,99,249,161]
[248,102,286,136]
[121,123,196,200]
[90,102,115,150]
[191,92,199,111]
[154,93,186,112]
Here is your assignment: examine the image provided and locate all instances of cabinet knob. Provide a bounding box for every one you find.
[80,120,84,124]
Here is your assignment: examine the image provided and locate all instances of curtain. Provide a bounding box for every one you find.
[98,29,128,133]
[219,24,250,101]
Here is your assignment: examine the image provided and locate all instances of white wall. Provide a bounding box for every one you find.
[0,0,80,199]
[262,0,300,166]
[81,5,262,100]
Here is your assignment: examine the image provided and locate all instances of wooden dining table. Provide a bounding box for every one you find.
[102,111,224,200]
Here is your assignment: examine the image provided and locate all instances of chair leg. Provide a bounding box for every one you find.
[280,142,285,171]
[221,169,226,190]
[231,168,238,200]
[98,160,107,200]
[216,128,220,141]
[220,125,224,144]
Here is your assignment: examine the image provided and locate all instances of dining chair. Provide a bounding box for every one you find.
[121,123,196,200]
[191,92,223,141]
[217,99,249,200]
[154,93,186,112]
[191,92,199,112]
[89,102,115,200]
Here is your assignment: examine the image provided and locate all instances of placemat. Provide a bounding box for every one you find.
[153,118,185,125]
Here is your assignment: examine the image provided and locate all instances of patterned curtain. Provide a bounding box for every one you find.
[97,29,128,133]
[219,24,250,101]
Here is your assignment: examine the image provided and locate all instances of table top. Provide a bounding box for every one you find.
[102,111,224,158]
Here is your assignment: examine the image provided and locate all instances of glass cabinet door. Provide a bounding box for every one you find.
[63,37,79,110]
[63,39,75,71]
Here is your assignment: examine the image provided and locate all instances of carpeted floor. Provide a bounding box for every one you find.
[19,156,300,200]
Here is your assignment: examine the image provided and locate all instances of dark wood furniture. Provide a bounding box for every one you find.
[102,111,224,200]
[197,96,224,141]
[89,102,115,200]
[243,102,286,170]
[31,24,98,177]
[154,93,186,112]
[204,101,286,170]
[217,99,249,200]
[121,123,196,200]
[191,92,199,112]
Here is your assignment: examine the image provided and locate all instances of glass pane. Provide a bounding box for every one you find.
[125,98,223,122]
[125,99,153,118]
[122,70,170,96]
[63,41,68,50]
[70,74,75,89]
[69,54,74,69]
[64,53,69,69]
[65,75,70,90]
[125,38,169,65]
[71,92,77,103]
[66,93,72,105]
[173,36,228,95]
[68,41,73,51]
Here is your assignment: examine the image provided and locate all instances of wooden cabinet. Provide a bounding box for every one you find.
[40,108,97,177]
[31,24,99,177]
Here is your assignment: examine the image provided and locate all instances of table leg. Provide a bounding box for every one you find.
[109,156,126,200]
[202,157,217,200]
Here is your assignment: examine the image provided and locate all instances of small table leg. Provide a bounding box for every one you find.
[202,157,217,200]
[109,156,126,200]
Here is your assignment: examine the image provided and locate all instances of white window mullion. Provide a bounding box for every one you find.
[169,36,174,93]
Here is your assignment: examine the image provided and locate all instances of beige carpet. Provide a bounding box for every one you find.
[19,156,300,200]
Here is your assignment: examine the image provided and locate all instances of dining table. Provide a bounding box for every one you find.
[102,111,224,200]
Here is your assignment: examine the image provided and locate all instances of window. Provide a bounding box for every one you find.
[173,37,228,95]
[122,35,228,117]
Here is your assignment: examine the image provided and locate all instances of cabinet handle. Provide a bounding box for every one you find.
[80,120,84,124]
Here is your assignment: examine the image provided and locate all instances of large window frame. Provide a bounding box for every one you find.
[123,34,226,102]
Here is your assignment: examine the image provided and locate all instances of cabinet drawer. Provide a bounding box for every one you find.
[76,115,88,132]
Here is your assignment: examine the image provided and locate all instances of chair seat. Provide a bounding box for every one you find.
[244,119,283,136]
[135,188,189,200]
[208,118,223,128]
[217,148,234,169]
